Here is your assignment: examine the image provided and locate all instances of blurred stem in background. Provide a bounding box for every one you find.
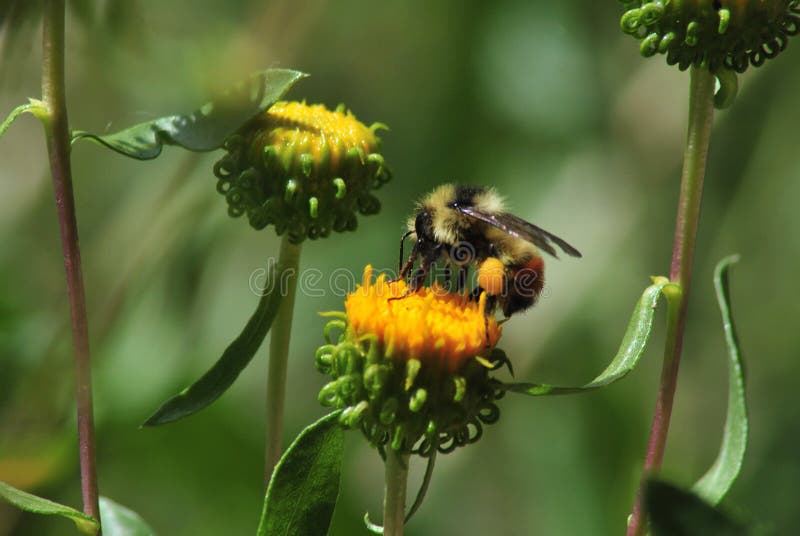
[383,450,409,536]
[40,0,101,527]
[627,66,717,536]
[264,236,302,485]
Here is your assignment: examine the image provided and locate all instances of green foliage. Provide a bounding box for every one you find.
[0,480,98,535]
[258,411,344,536]
[0,482,156,536]
[646,479,749,536]
[499,278,673,396]
[72,69,307,160]
[99,498,156,536]
[693,256,748,505]
[143,263,283,425]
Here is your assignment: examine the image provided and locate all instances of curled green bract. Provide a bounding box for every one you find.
[620,0,800,73]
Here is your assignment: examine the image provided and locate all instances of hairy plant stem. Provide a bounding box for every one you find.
[42,0,101,527]
[383,450,409,536]
[627,66,716,536]
[264,236,302,486]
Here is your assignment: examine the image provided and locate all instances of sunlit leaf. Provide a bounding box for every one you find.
[499,278,674,396]
[0,480,98,535]
[646,479,748,536]
[143,264,283,426]
[693,255,748,505]
[100,497,156,536]
[257,411,344,536]
[72,68,307,160]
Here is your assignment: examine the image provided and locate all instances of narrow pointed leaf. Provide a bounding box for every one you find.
[646,479,748,536]
[258,411,344,536]
[0,480,99,535]
[72,68,307,159]
[499,279,671,396]
[143,266,283,426]
[100,497,156,536]
[693,255,748,505]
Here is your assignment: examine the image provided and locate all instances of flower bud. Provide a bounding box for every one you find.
[620,0,800,72]
[213,101,391,243]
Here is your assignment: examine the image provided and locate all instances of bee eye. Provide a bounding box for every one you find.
[478,258,506,296]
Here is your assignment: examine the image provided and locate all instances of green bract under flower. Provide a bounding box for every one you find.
[315,267,507,456]
[620,0,800,72]
[213,101,391,243]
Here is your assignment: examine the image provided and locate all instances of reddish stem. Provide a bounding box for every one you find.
[626,66,716,536]
[42,0,101,527]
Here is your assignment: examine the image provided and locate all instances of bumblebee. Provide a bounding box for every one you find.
[398,184,581,317]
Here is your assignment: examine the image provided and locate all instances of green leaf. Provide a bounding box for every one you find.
[100,497,156,536]
[72,68,307,160]
[143,265,283,426]
[0,101,45,139]
[258,411,345,536]
[0,480,99,535]
[646,479,748,536]
[693,255,748,505]
[499,278,674,396]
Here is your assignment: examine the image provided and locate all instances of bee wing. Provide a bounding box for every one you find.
[453,205,582,258]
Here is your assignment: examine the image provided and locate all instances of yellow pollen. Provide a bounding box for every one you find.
[478,258,506,296]
[250,101,379,176]
[345,266,501,372]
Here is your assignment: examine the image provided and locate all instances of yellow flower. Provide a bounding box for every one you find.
[316,266,507,455]
[345,266,501,372]
[214,101,390,243]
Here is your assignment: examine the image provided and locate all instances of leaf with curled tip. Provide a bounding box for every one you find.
[692,255,748,505]
[498,278,675,396]
[72,69,307,160]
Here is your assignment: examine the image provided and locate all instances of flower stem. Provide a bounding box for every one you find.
[264,236,302,485]
[383,450,409,536]
[41,0,101,527]
[627,66,716,536]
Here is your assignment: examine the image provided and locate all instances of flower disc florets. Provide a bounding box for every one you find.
[315,266,508,456]
[213,101,391,243]
[620,0,800,72]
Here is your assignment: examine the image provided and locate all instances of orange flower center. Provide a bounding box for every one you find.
[345,266,501,371]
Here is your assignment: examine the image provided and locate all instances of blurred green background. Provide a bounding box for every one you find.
[1,1,799,534]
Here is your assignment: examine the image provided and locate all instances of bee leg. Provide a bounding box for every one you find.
[397,230,415,274]
[443,260,452,290]
[395,239,420,283]
[410,245,442,291]
[469,285,483,302]
[456,265,467,293]
[390,245,440,301]
[482,294,498,348]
